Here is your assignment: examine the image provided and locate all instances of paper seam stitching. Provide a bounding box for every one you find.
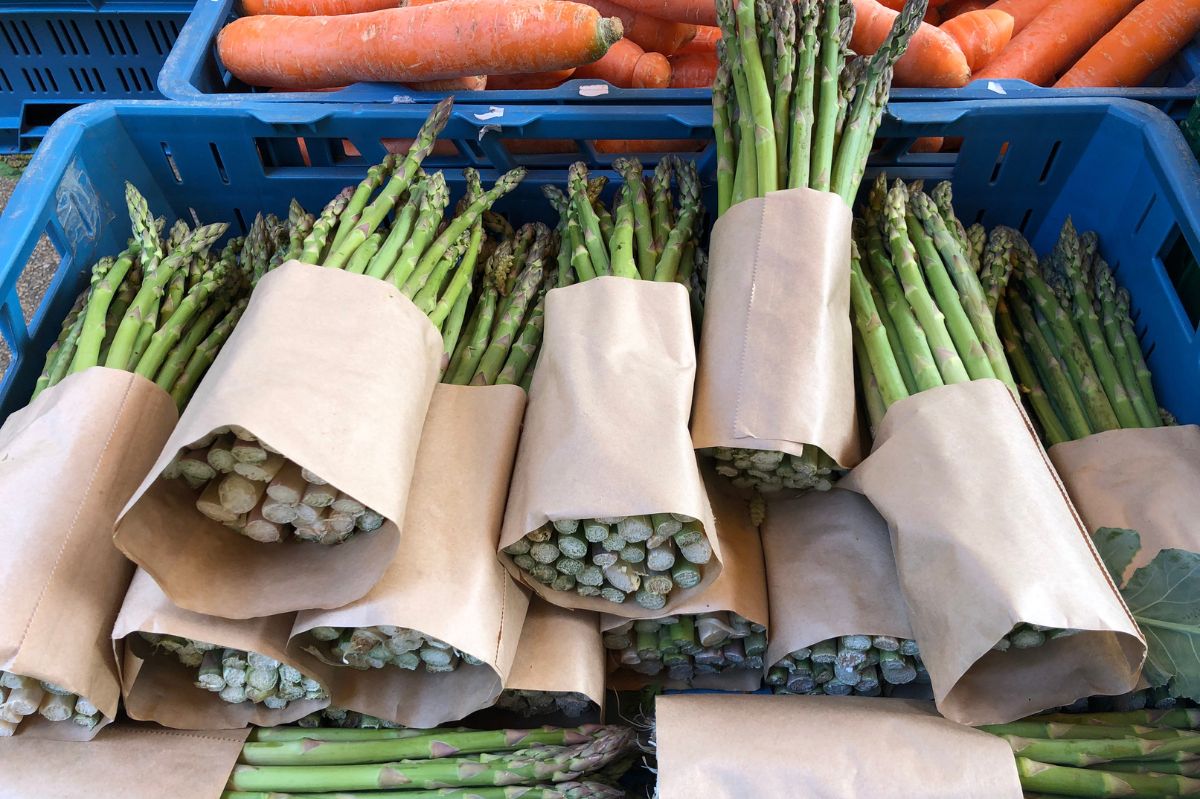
[730,205,767,441]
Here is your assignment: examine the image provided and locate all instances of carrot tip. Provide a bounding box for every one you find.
[600,17,625,49]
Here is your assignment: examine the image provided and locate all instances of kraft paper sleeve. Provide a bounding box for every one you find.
[0,722,249,799]
[0,367,177,739]
[505,598,606,709]
[113,568,329,729]
[691,188,862,470]
[115,261,442,619]
[499,277,721,616]
[655,694,1023,799]
[762,488,915,672]
[841,380,1145,725]
[289,384,530,728]
[1050,425,1200,576]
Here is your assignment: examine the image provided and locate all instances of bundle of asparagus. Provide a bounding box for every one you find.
[0,672,101,735]
[442,220,556,391]
[981,711,1200,797]
[161,99,528,549]
[766,635,927,697]
[293,708,408,730]
[703,0,928,494]
[299,625,486,674]
[32,182,248,410]
[993,220,1166,448]
[137,633,327,710]
[222,724,637,797]
[850,177,1088,654]
[604,613,766,683]
[1058,687,1186,715]
[495,690,594,720]
[500,158,711,610]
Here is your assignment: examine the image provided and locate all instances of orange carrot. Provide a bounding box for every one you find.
[975,0,1140,85]
[1056,0,1200,87]
[217,0,623,89]
[668,50,717,87]
[910,136,946,152]
[573,37,672,88]
[487,68,577,90]
[853,0,972,87]
[573,0,697,55]
[941,0,991,18]
[940,9,1013,71]
[607,0,716,27]
[242,0,399,13]
[410,75,488,91]
[677,24,720,54]
[987,0,1053,34]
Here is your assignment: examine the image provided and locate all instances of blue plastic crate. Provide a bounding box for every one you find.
[0,99,1195,427]
[0,1,193,152]
[159,0,1199,118]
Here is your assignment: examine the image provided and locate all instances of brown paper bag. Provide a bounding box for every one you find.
[498,598,606,718]
[499,276,721,616]
[113,569,329,729]
[602,475,767,692]
[0,722,249,799]
[655,694,1023,799]
[289,384,530,728]
[691,188,861,473]
[762,488,916,681]
[115,261,443,619]
[842,379,1145,724]
[1050,425,1200,573]
[0,367,177,739]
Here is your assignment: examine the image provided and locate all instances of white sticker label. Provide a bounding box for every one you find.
[578,84,610,97]
[986,82,1008,95]
[474,107,506,121]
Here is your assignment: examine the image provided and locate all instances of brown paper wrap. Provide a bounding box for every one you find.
[499,277,720,616]
[506,598,605,709]
[1050,425,1200,573]
[655,694,1022,799]
[0,723,249,799]
[0,367,177,739]
[290,384,530,728]
[842,380,1145,724]
[603,474,767,691]
[762,488,914,672]
[691,189,861,470]
[113,568,329,729]
[115,260,443,619]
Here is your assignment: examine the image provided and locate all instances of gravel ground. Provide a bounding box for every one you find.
[0,163,61,382]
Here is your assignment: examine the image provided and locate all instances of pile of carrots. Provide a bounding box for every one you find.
[221,0,1200,93]
[221,0,725,92]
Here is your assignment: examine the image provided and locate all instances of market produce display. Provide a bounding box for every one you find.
[767,636,928,696]
[501,156,712,610]
[702,0,925,494]
[993,220,1167,447]
[981,710,1200,797]
[137,633,328,709]
[0,672,101,735]
[32,183,245,409]
[299,625,487,674]
[222,724,637,795]
[604,613,767,682]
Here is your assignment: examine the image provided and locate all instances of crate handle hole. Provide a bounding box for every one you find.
[210,144,230,185]
[1018,209,1033,234]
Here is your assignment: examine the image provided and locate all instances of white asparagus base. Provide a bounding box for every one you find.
[164,428,385,547]
[0,671,101,734]
[302,626,486,673]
